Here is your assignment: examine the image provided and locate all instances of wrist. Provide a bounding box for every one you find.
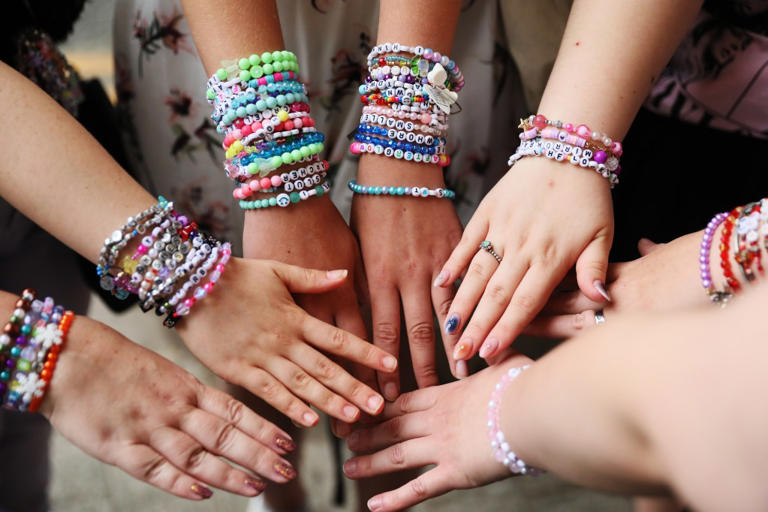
[357,155,447,188]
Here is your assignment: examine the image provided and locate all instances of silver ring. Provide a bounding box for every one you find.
[594,309,606,326]
[479,240,502,264]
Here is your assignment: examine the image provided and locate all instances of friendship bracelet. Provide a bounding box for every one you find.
[360,112,444,136]
[356,124,443,147]
[700,212,731,305]
[366,43,464,91]
[719,207,742,293]
[735,202,763,282]
[349,141,449,166]
[487,365,542,475]
[521,114,623,156]
[348,180,455,199]
[239,181,330,210]
[233,160,328,199]
[362,106,447,128]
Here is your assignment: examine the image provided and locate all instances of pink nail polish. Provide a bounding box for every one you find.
[245,477,266,493]
[274,434,295,452]
[433,270,449,287]
[593,279,611,301]
[274,461,297,479]
[479,338,499,359]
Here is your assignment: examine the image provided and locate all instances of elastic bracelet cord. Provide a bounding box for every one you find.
[487,365,542,476]
[348,180,455,199]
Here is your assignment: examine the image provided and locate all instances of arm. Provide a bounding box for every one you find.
[0,61,396,426]
[344,286,768,511]
[436,0,704,363]
[351,0,466,396]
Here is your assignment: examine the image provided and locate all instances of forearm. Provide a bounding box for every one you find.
[539,0,702,139]
[0,62,155,263]
[503,290,768,506]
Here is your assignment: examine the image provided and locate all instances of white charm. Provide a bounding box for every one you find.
[423,63,458,114]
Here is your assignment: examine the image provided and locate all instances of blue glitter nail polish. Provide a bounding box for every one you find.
[445,314,460,334]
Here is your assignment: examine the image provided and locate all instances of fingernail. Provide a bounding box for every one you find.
[190,483,213,499]
[382,355,398,370]
[593,279,611,302]
[274,460,297,479]
[343,459,357,475]
[274,434,296,452]
[368,496,383,511]
[343,405,359,419]
[455,359,468,379]
[244,477,266,494]
[327,269,348,280]
[479,337,499,359]
[433,270,449,287]
[453,339,471,360]
[367,395,384,412]
[303,411,318,426]
[383,382,398,401]
[444,314,460,334]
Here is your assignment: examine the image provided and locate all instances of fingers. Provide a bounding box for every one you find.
[196,387,295,454]
[541,289,603,315]
[270,261,349,294]
[366,468,454,512]
[637,237,661,256]
[434,215,488,288]
[149,426,269,495]
[523,310,597,339]
[575,235,612,303]
[343,438,433,480]
[346,411,431,453]
[176,408,294,484]
[401,284,439,388]
[286,343,385,418]
[240,367,319,427]
[431,277,459,377]
[452,256,528,363]
[380,387,438,421]
[113,443,215,500]
[369,285,402,401]
[480,264,564,359]
[301,315,398,375]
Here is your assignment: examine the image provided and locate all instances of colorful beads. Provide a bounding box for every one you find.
[348,180,455,199]
[700,212,731,305]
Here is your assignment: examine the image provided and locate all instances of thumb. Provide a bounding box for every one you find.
[637,237,661,256]
[575,236,612,303]
[271,261,349,294]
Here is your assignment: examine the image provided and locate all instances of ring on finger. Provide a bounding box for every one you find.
[479,240,502,264]
[594,309,606,326]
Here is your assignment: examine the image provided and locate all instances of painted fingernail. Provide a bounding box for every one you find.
[433,270,449,287]
[383,382,398,401]
[343,459,357,475]
[455,359,468,379]
[245,477,266,494]
[593,280,611,302]
[274,461,297,479]
[274,434,296,452]
[190,483,213,499]
[479,337,499,359]
[453,339,471,360]
[343,405,359,419]
[367,395,384,412]
[368,496,383,511]
[303,411,318,426]
[444,314,460,334]
[382,355,398,370]
[327,269,348,280]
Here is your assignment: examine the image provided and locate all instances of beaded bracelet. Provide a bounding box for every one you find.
[239,180,330,210]
[227,142,325,178]
[700,212,731,305]
[362,106,448,129]
[366,43,464,91]
[211,51,299,82]
[349,141,449,166]
[487,365,542,475]
[207,71,301,107]
[735,202,762,282]
[719,207,742,293]
[360,113,444,136]
[357,123,443,146]
[234,160,328,199]
[352,133,444,156]
[521,114,623,156]
[348,180,455,199]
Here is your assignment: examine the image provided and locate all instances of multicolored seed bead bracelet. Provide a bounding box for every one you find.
[348,180,455,199]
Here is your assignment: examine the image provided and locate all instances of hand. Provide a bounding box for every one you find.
[341,356,532,511]
[40,314,297,500]
[525,232,714,338]
[177,257,398,427]
[352,156,463,396]
[436,157,613,362]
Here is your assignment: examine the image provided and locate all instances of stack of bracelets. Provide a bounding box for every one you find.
[96,196,231,328]
[510,114,623,188]
[700,197,768,306]
[205,51,331,210]
[0,288,73,412]
[349,42,463,200]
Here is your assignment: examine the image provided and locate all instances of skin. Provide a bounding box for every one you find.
[0,61,397,426]
[436,0,704,364]
[0,290,295,501]
[342,285,768,511]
